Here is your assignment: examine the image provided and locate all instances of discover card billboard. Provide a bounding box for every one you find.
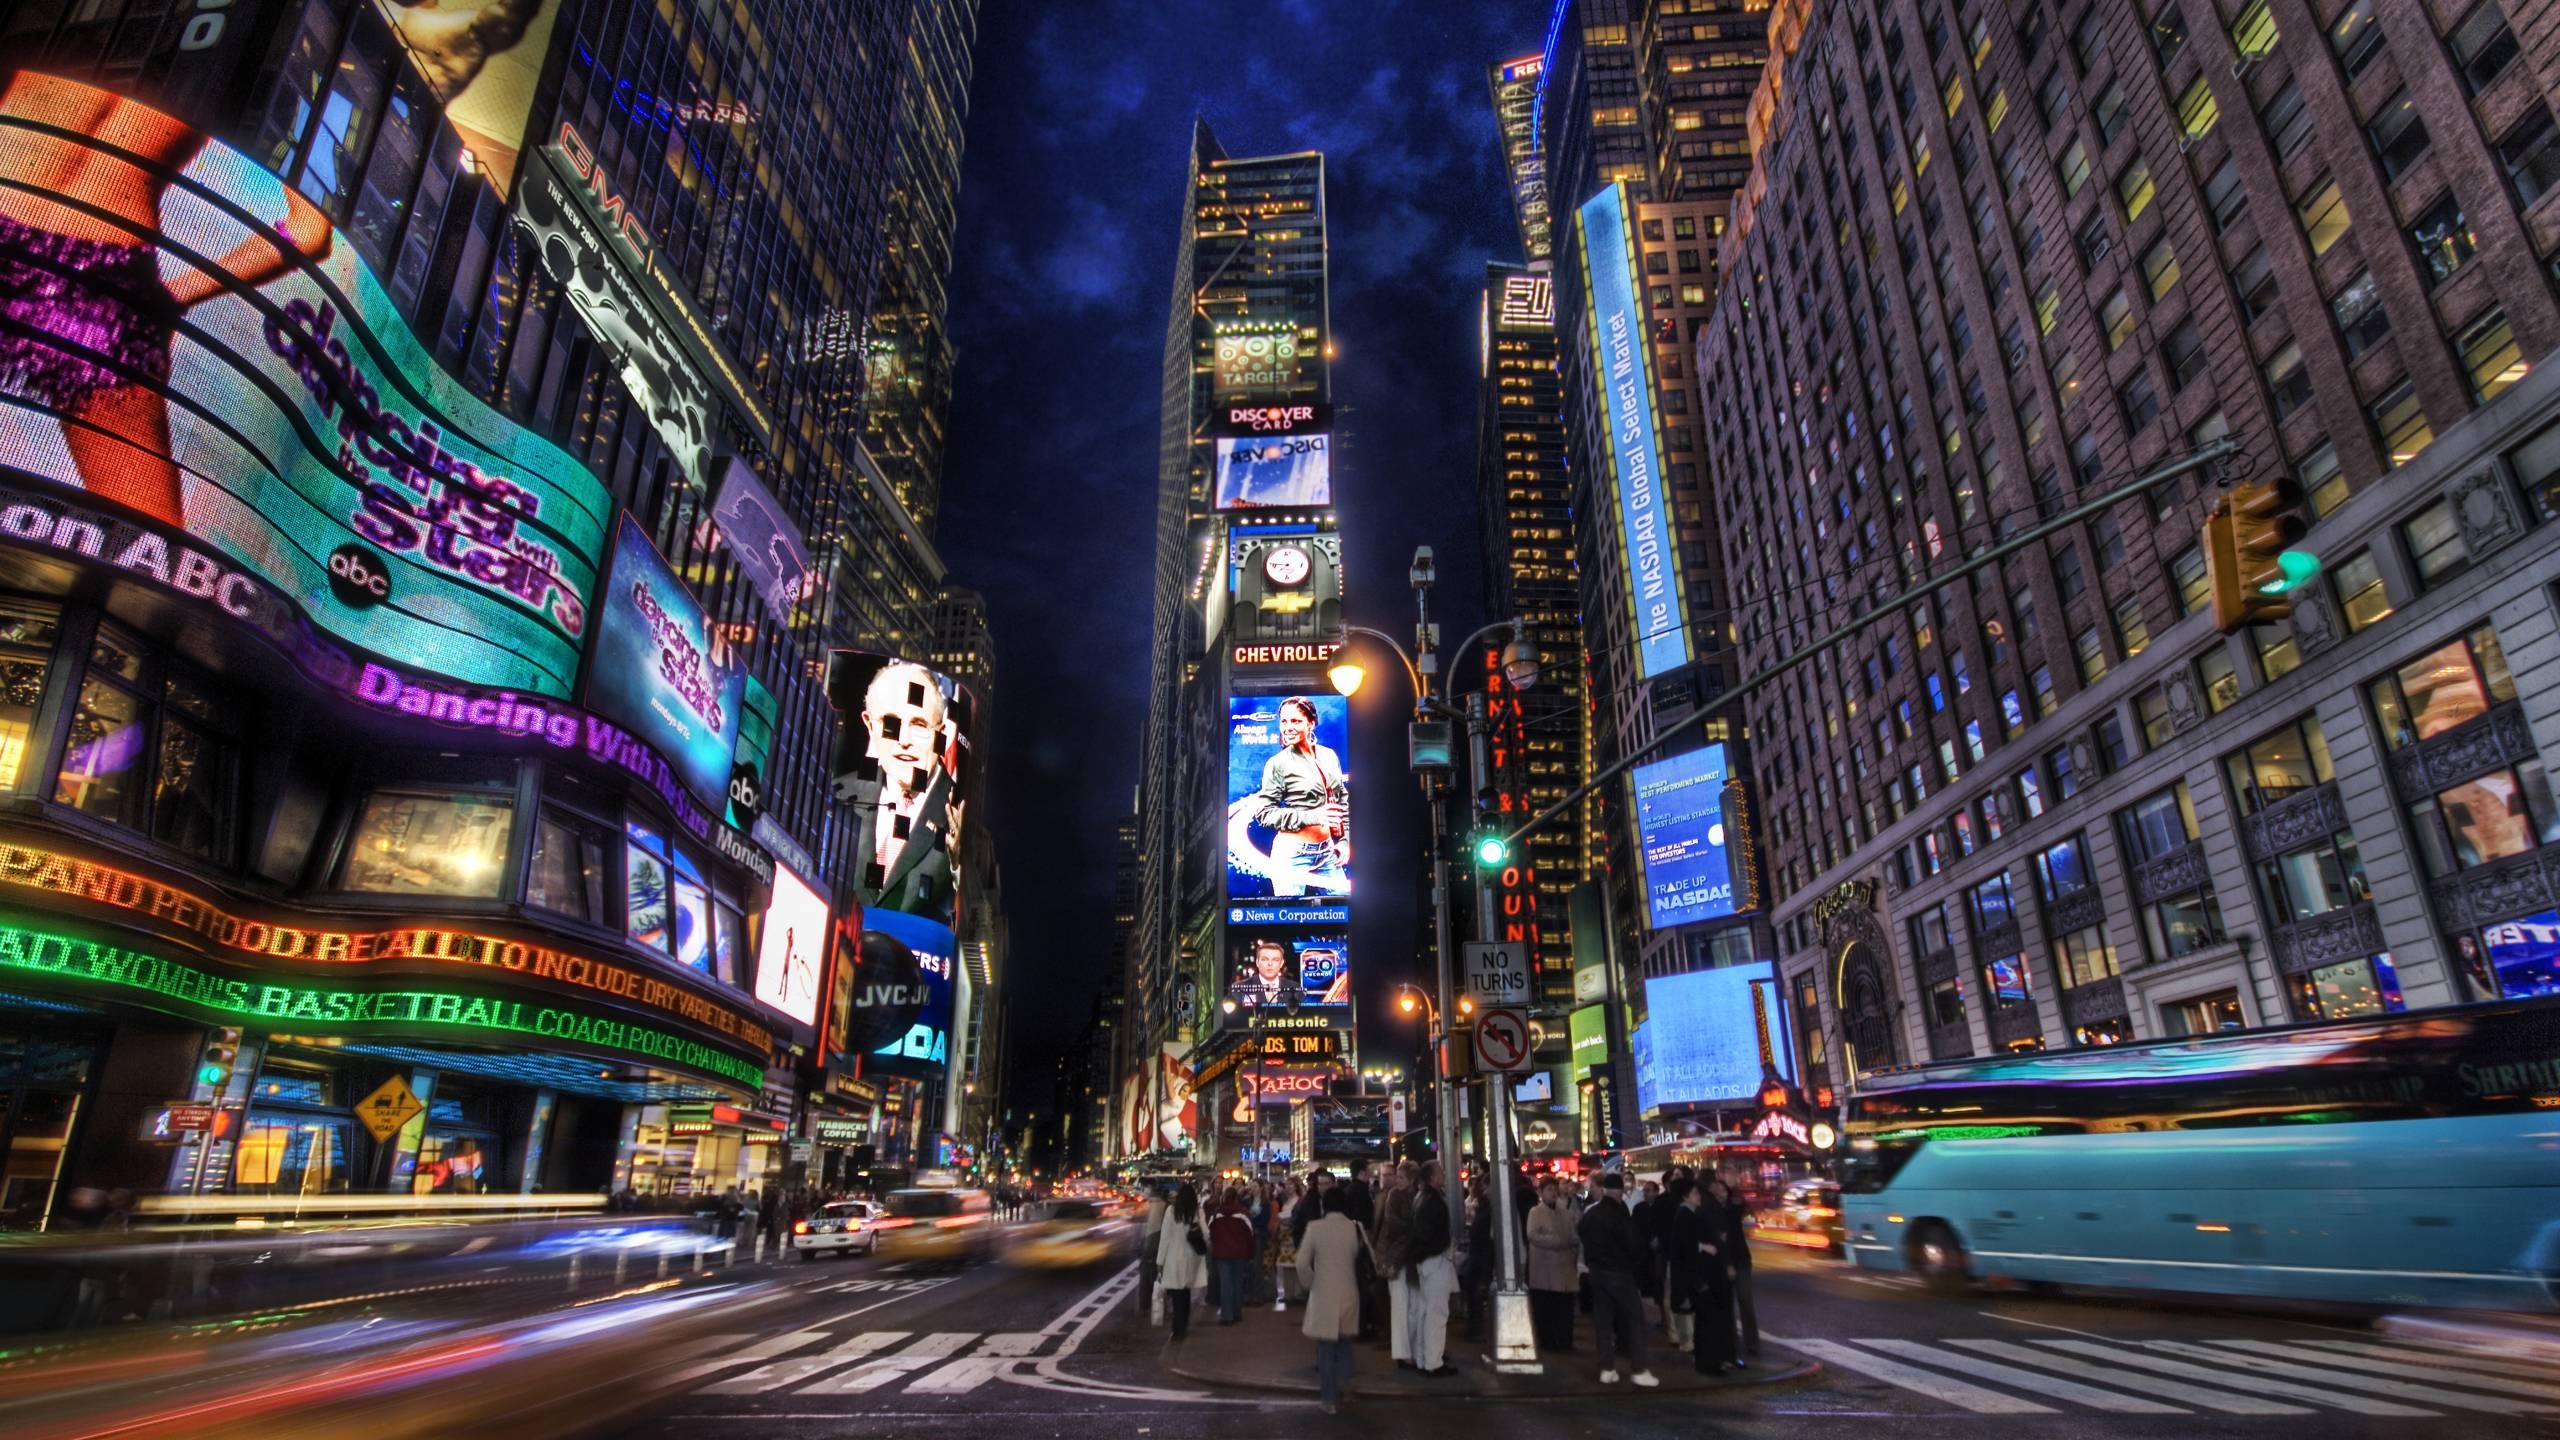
[0,74,609,697]
[1214,433,1331,509]
[1227,694,1350,899]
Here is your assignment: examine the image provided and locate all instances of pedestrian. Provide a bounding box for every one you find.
[1270,1182,1300,1310]
[1575,1172,1660,1387]
[1295,1187,1366,1414]
[1139,1184,1168,1317]
[1525,1176,1581,1353]
[1292,1168,1332,1247]
[1337,1159,1379,1338]
[1375,1162,1417,1364]
[1208,1185,1257,1325]
[1650,1167,1689,1339]
[1156,1182,1210,1342]
[1462,1171,1494,1338]
[1660,1178,1698,1353]
[1711,1172,1759,1364]
[1684,1178,1738,1375]
[1405,1160,1459,1375]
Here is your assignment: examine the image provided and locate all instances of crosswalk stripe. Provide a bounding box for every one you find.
[1782,1338,2057,1413]
[2029,1340,2437,1417]
[1857,1339,2184,1413]
[905,1357,1015,1394]
[970,1333,1049,1357]
[2298,1337,2560,1382]
[2198,1340,2560,1404]
[657,1330,831,1387]
[2142,1341,2547,1415]
[797,1332,978,1395]
[1944,1340,2312,1415]
[698,1331,910,1395]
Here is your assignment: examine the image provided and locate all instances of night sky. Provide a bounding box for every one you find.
[933,0,1550,1128]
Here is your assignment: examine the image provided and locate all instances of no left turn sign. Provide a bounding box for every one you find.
[1476,1007,1532,1073]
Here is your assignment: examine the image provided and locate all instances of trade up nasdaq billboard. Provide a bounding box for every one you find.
[1577,183,1691,681]
[0,74,609,698]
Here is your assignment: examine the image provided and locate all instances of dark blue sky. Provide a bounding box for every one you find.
[934,0,1552,1119]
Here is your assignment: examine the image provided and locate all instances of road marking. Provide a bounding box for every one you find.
[2197,1339,2560,1403]
[699,1331,910,1395]
[1002,1261,1265,1405]
[657,1330,830,1387]
[1944,1340,2312,1415]
[1976,1311,2109,1340]
[905,1357,1015,1394]
[2143,1340,2547,1415]
[2030,1340,2435,1416]
[814,1276,954,1329]
[1856,1338,2186,1413]
[799,1332,977,1394]
[2297,1336,2560,1381]
[1776,1337,2057,1413]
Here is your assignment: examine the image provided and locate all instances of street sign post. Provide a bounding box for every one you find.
[356,1076,425,1143]
[1461,941,1532,1008]
[1475,1006,1532,1073]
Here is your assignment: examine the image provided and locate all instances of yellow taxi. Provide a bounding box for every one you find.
[1000,1198,1125,1269]
[872,1186,994,1267]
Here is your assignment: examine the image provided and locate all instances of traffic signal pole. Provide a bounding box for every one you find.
[1467,690,1538,1371]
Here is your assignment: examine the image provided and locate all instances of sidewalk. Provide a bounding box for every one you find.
[1157,1292,1820,1400]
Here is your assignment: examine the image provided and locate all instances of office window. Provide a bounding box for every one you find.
[2225,713,2335,816]
[2399,499,2469,588]
[2036,834,2094,903]
[2324,276,2391,365]
[2095,85,2131,146]
[2295,954,2402,1020]
[2056,926,2121,988]
[2329,0,2383,77]
[527,806,613,925]
[2059,138,2091,197]
[2369,381,2433,468]
[2410,193,2478,284]
[2035,279,2061,335]
[2495,104,2560,207]
[2232,246,2279,324]
[2171,545,2209,615]
[2229,0,2278,59]
[2332,550,2392,633]
[2075,626,2109,684]
[2050,742,2082,800]
[2118,156,2156,221]
[2156,320,2206,393]
[2451,3,2521,94]
[2457,308,2528,401]
[2032,664,2058,718]
[2409,761,2560,876]
[2298,441,2348,516]
[2198,647,2241,714]
[2101,290,2135,350]
[2367,90,2432,182]
[2017,766,2046,819]
[2121,369,2160,430]
[2135,684,2175,749]
[2264,341,2313,419]
[2368,623,2518,749]
[2297,178,2350,257]
[2255,617,2302,681]
[2177,75,2218,142]
[2202,157,2248,233]
[2114,597,2152,656]
[2262,82,2313,160]
[2258,828,2372,920]
[2095,711,2133,772]
[2140,237,2179,300]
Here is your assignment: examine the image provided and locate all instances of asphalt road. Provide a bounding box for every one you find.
[601,1238,2559,1438]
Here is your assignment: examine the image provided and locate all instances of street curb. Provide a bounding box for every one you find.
[1158,1341,1822,1400]
[2375,1312,2560,1362]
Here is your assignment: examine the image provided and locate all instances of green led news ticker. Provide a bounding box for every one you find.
[0,920,764,1088]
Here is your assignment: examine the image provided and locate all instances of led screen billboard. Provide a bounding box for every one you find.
[369,0,563,198]
[1212,324,1304,390]
[1226,927,1351,1008]
[1637,962,1795,1110]
[864,908,955,1073]
[710,457,814,623]
[1631,744,1742,929]
[753,858,830,1028]
[1214,433,1331,509]
[0,75,609,697]
[1227,694,1351,899]
[586,514,743,810]
[826,652,978,930]
[1577,183,1691,681]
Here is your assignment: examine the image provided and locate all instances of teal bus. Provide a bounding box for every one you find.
[1839,997,2560,1309]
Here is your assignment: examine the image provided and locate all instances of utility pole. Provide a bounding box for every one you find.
[1468,690,1538,1371]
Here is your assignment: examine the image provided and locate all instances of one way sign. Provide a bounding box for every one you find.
[1461,941,1532,1007]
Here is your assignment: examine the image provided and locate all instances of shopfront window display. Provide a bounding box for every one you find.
[49,624,241,863]
[342,787,516,898]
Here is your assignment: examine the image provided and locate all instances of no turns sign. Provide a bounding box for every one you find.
[1475,1007,1532,1073]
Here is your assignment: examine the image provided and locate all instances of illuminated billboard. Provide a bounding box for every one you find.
[827,651,978,930]
[865,909,954,1073]
[1212,323,1305,391]
[0,75,609,698]
[370,0,563,198]
[753,859,831,1028]
[710,457,815,623]
[1638,962,1794,1110]
[1226,927,1352,1008]
[1491,55,1553,262]
[1631,744,1740,929]
[1577,183,1692,681]
[586,514,744,810]
[1227,694,1350,899]
[1214,433,1331,509]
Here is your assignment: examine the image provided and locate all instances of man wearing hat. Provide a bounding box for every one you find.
[1574,1171,1660,1387]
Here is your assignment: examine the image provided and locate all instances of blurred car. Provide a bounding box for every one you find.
[872,1187,993,1267]
[1000,1199,1123,1269]
[1762,1178,1845,1254]
[790,1200,879,1260]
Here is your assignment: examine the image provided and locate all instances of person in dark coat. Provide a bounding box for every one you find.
[1292,1168,1333,1245]
[1661,1179,1700,1353]
[1684,1179,1739,1374]
[1341,1159,1379,1338]
[1711,1173,1759,1361]
[1574,1172,1659,1387]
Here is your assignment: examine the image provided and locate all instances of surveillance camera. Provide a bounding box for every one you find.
[1410,546,1436,589]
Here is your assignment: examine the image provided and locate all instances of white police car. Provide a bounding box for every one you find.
[791,1200,879,1259]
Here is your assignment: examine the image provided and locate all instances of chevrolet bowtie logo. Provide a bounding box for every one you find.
[1263,591,1314,613]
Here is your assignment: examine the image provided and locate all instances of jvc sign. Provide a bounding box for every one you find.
[1462,941,1532,1006]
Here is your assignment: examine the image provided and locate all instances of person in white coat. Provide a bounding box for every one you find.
[1155,1181,1210,1341]
[1294,1187,1367,1412]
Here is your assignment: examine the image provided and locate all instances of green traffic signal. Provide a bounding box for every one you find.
[2259,549,2321,595]
[199,1063,227,1087]
[1473,832,1509,868]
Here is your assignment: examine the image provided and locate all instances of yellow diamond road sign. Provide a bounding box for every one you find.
[356,1076,425,1143]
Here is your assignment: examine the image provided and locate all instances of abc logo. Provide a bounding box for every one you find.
[729,762,765,820]
[327,544,392,609]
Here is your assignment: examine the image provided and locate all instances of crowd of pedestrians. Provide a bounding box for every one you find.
[1138,1159,1760,1410]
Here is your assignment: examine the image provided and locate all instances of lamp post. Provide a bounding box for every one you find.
[1331,552,1544,1372]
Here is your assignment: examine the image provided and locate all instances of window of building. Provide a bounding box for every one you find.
[2100,290,2135,351]
[2368,89,2433,182]
[2232,245,2280,324]
[625,821,715,970]
[2409,760,2560,875]
[2017,765,2046,818]
[2295,954,2403,1020]
[2264,341,2313,419]
[2002,687,2028,736]
[51,629,242,863]
[2035,278,2061,335]
[2370,381,2433,468]
[2050,743,2083,800]
[2170,544,2210,614]
[2258,826,2372,920]
[2078,211,2116,267]
[0,607,57,792]
[2058,139,2091,198]
[2368,622,2517,748]
[2095,84,2132,145]
[2227,714,2335,816]
[1971,868,2017,933]
[2495,104,2560,207]
[2202,157,2248,233]
[2254,617,2302,681]
[2330,271,2391,358]
[2399,498,2470,588]
[2053,347,2083,409]
[2230,0,2278,59]
[2056,925,2121,988]
[2451,3,2521,93]
[2118,157,2156,221]
[2163,989,2246,1034]
[341,785,516,897]
[2175,75,2219,142]
[2121,369,2161,430]
[2136,683,2173,748]
[2075,625,2109,684]
[2409,192,2478,284]
[526,805,613,926]
[2096,710,2135,771]
[2333,549,2392,633]
[2299,441,2349,516]
[2297,177,2351,258]
[2163,319,2208,391]
[2457,308,2529,401]
[2329,0,2384,76]
[2262,81,2314,160]
[2199,646,2241,713]
[2140,237,2179,301]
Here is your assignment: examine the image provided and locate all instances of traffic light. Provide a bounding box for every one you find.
[1471,830,1510,868]
[2204,477,2316,633]
[197,1027,242,1093]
